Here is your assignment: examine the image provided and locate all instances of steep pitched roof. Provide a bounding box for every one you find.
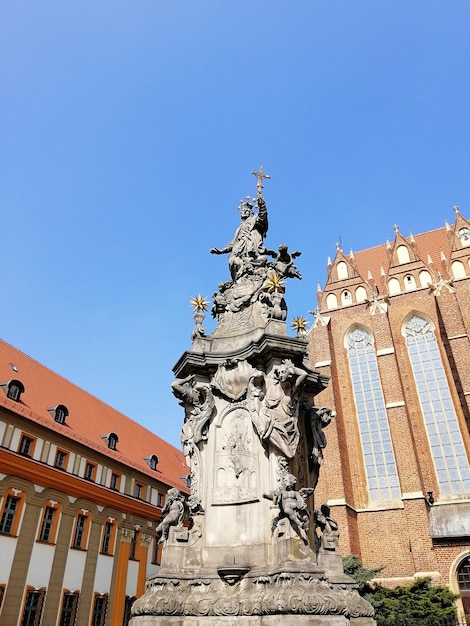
[0,340,188,491]
[352,226,451,295]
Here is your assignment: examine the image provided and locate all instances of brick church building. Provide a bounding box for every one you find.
[308,207,470,622]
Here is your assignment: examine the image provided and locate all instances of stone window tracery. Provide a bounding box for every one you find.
[404,315,470,496]
[346,327,401,502]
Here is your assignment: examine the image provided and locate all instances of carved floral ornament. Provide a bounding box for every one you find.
[131,573,375,618]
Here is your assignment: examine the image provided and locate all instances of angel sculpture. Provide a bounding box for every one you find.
[156,488,186,544]
[266,473,314,544]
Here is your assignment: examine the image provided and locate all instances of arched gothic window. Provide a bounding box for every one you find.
[326,293,338,309]
[451,260,466,279]
[355,286,367,303]
[404,315,470,496]
[457,556,470,617]
[404,275,416,291]
[347,328,401,502]
[397,245,410,264]
[388,278,401,295]
[337,261,348,280]
[419,270,432,288]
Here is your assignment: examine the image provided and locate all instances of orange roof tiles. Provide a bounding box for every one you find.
[0,339,188,491]
[352,226,452,294]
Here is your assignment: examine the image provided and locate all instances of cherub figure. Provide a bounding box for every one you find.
[156,488,186,544]
[270,243,302,280]
[266,473,314,544]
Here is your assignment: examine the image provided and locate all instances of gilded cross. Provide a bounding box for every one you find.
[251,166,271,194]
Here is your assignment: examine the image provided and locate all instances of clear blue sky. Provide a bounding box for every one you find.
[1,2,469,448]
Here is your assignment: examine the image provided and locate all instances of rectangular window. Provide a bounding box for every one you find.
[8,384,21,401]
[39,507,56,543]
[59,591,79,626]
[0,495,19,535]
[21,588,45,626]
[134,483,143,499]
[72,514,87,549]
[55,449,68,470]
[19,435,35,457]
[84,462,96,481]
[101,521,113,555]
[157,492,164,508]
[91,594,108,626]
[129,529,139,560]
[123,596,136,626]
[110,473,120,490]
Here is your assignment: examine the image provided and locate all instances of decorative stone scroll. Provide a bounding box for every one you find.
[131,571,375,619]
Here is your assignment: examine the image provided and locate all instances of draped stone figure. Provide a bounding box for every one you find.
[258,359,307,459]
[210,194,268,283]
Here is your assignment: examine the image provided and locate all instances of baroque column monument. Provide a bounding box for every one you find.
[131,169,376,625]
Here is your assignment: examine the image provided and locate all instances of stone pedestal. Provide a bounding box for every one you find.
[130,180,375,625]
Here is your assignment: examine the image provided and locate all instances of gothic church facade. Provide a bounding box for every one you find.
[308,208,470,621]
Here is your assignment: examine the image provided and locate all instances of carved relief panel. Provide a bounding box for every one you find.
[213,405,258,505]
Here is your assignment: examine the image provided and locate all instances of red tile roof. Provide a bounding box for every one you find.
[352,226,452,294]
[0,340,188,491]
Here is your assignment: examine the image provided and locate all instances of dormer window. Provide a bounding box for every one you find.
[47,404,69,425]
[101,432,119,451]
[1,379,25,402]
[144,455,159,471]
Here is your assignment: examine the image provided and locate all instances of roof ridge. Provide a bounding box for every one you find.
[0,337,176,450]
[353,225,448,257]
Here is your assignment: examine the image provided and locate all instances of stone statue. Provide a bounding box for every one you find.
[266,473,314,544]
[131,170,377,625]
[156,488,186,544]
[210,193,268,283]
[314,503,339,552]
[171,375,215,464]
[306,406,334,488]
[270,243,302,280]
[257,359,307,459]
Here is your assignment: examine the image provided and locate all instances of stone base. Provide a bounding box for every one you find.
[130,616,376,625]
[129,615,376,626]
[130,567,376,625]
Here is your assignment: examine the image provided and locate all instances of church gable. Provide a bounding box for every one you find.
[449,208,470,281]
[385,227,440,296]
[320,248,374,310]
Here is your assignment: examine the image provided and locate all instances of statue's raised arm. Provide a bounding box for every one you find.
[210,167,271,283]
[210,194,269,282]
